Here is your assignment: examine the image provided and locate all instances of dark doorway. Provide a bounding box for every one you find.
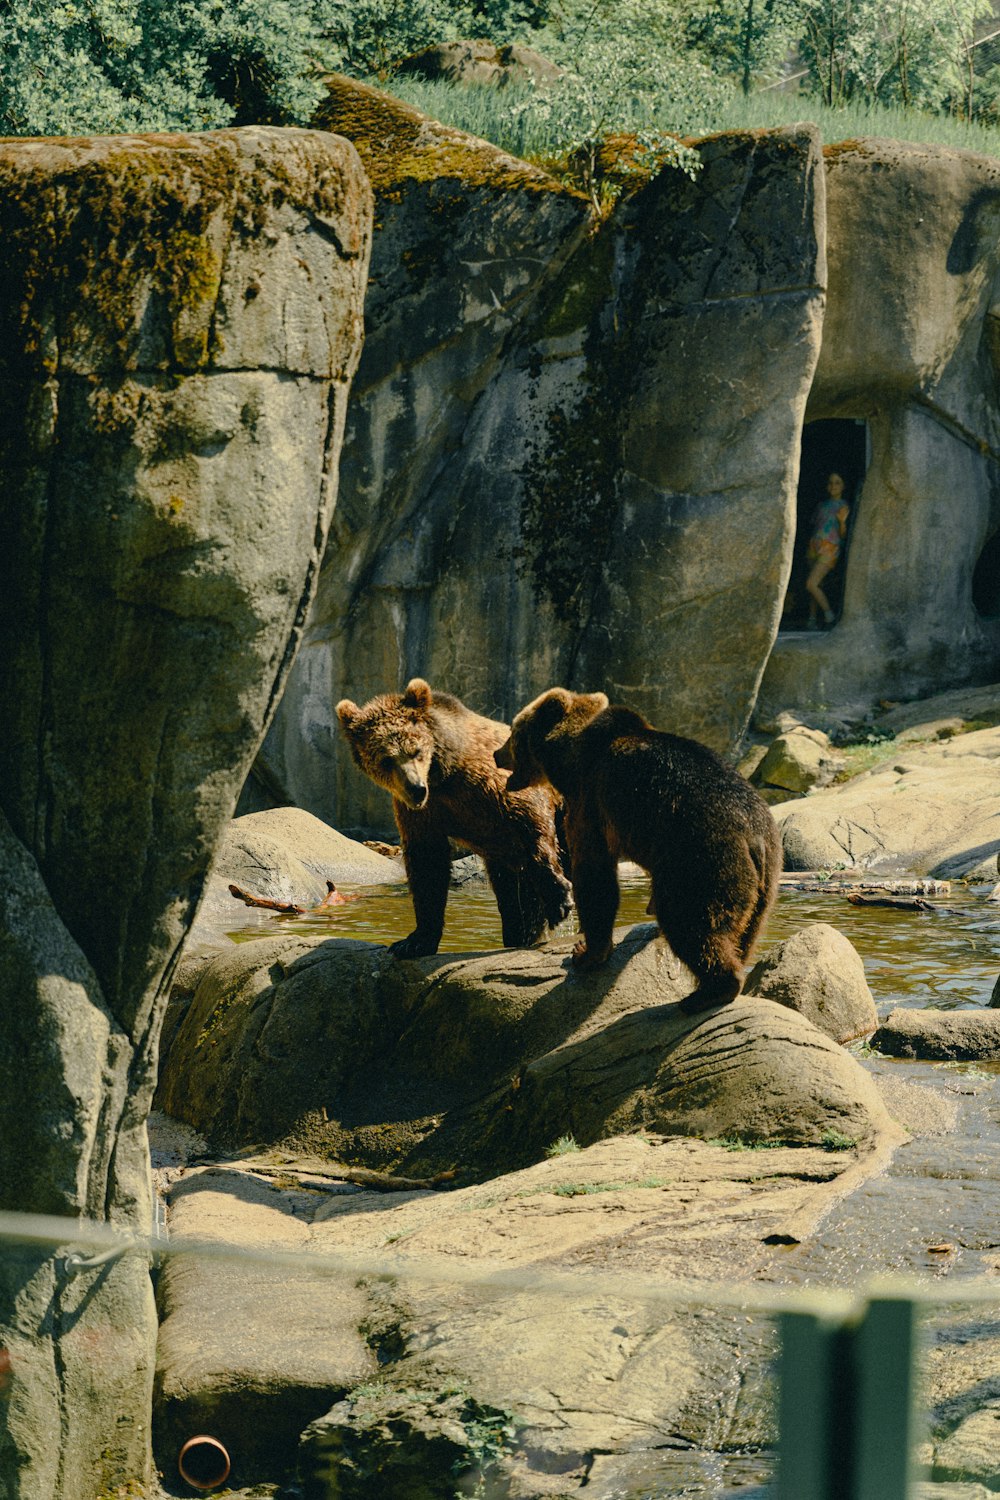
[973,529,1000,618]
[780,418,868,632]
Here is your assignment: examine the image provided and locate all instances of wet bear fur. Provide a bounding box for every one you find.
[336,678,572,958]
[496,688,782,1014]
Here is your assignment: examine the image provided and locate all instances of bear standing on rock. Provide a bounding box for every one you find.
[496,688,782,1013]
[336,678,572,958]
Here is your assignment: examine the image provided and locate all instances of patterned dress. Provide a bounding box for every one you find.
[807,497,849,565]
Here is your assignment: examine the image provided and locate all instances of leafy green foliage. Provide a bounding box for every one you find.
[544,1132,581,1156]
[820,1128,858,1150]
[0,0,328,135]
[798,0,998,117]
[319,0,477,81]
[5,0,1000,167]
[685,0,804,93]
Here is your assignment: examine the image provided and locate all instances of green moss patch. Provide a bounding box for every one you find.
[314,73,582,204]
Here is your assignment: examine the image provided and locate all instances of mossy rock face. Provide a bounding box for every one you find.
[0,128,370,378]
[265,102,828,830]
[0,127,371,1500]
[315,73,578,201]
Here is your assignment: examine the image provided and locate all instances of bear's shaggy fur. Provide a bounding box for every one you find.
[496,688,782,1013]
[336,678,572,958]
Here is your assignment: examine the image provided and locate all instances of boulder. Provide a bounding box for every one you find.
[154,1169,375,1486]
[872,684,1000,737]
[759,139,1000,723]
[396,39,563,88]
[189,806,405,947]
[773,724,1000,876]
[932,1406,1000,1490]
[755,728,843,793]
[153,1130,902,1493]
[156,924,897,1174]
[260,79,826,827]
[874,1008,1000,1061]
[745,923,877,1043]
[0,128,371,1499]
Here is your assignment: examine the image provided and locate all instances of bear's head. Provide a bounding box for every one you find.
[497,687,609,792]
[336,678,437,811]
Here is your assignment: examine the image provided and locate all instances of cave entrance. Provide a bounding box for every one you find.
[780,417,868,632]
[973,528,1000,618]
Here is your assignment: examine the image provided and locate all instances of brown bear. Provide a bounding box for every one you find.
[495,688,782,1013]
[336,678,572,958]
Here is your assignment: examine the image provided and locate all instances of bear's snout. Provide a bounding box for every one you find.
[494,738,513,771]
[396,767,430,809]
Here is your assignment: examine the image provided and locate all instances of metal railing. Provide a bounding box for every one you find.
[2,1207,998,1498]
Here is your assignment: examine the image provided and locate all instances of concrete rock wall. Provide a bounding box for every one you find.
[262,80,826,829]
[0,128,371,1498]
[759,138,1000,719]
[259,95,1000,831]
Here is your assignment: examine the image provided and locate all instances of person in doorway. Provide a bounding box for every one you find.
[805,472,850,628]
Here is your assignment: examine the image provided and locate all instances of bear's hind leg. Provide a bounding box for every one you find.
[735,829,783,962]
[649,869,744,1015]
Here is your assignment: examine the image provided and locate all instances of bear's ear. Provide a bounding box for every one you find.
[583,691,609,714]
[402,678,433,710]
[524,687,573,736]
[336,699,360,730]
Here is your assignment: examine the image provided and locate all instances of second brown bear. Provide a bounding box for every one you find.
[496,688,782,1013]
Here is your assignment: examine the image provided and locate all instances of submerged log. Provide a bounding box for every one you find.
[846,893,936,911]
[780,874,951,896]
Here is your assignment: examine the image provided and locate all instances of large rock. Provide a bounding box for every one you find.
[874,1007,1000,1060]
[187,806,405,949]
[745,923,877,1043]
[760,139,1000,722]
[872,683,1000,737]
[154,1169,374,1486]
[396,39,563,88]
[0,129,371,1499]
[154,1129,902,1493]
[258,78,826,827]
[755,727,843,793]
[157,924,897,1173]
[773,724,1000,876]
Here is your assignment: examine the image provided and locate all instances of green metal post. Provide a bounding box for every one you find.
[777,1307,849,1500]
[853,1296,920,1500]
[777,1294,921,1500]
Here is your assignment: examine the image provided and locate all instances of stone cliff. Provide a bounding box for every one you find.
[0,127,371,1498]
[258,79,1000,831]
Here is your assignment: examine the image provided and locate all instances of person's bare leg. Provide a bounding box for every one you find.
[806,555,835,620]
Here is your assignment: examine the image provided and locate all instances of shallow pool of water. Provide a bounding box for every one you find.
[228,875,1000,1015]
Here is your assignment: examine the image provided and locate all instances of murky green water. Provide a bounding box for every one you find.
[229,874,1000,1015]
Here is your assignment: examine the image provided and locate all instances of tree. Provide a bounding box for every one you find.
[685,0,803,94]
[0,0,329,136]
[500,2,714,209]
[798,0,995,113]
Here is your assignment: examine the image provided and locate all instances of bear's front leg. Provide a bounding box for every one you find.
[485,858,547,947]
[534,855,573,930]
[390,823,451,958]
[568,833,619,971]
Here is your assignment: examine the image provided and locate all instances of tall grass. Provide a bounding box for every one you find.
[380,71,1000,166]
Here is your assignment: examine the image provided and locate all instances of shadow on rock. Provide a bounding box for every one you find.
[158,922,894,1181]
